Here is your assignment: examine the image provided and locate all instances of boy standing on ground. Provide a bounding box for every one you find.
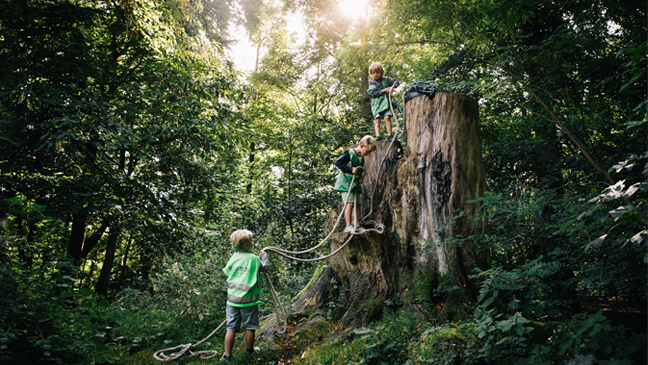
[333,135,377,233]
[366,62,400,141]
[221,229,269,361]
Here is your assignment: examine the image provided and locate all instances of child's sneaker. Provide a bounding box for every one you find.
[344,225,354,232]
[387,135,393,141]
[375,135,382,141]
[219,354,231,361]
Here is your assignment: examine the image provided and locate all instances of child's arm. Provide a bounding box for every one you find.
[259,250,270,273]
[383,77,400,94]
[334,151,356,174]
[367,78,400,97]
[387,77,400,89]
[367,79,385,98]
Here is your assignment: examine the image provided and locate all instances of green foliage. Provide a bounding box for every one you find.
[358,313,419,365]
[407,306,644,365]
[0,0,646,364]
[471,309,534,362]
[523,311,643,364]
[326,278,345,321]
[295,331,368,365]
[408,326,474,365]
[410,268,438,313]
[107,250,228,356]
[0,0,246,271]
[472,163,647,304]
[473,259,573,321]
[574,153,648,300]
[296,312,420,365]
[0,258,114,364]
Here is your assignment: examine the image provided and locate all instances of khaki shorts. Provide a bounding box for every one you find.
[374,108,393,121]
[341,191,359,203]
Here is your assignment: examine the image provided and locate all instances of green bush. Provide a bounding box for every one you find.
[0,258,114,364]
[107,250,229,356]
[359,312,419,365]
[523,311,645,364]
[408,326,475,365]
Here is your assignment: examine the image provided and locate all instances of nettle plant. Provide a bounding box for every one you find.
[577,153,648,301]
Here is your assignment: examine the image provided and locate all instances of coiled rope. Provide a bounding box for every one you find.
[152,320,225,361]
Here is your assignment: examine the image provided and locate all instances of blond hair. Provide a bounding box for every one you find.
[369,62,384,76]
[360,135,377,152]
[230,229,253,250]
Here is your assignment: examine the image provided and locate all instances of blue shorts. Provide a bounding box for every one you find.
[374,108,393,121]
[225,305,260,331]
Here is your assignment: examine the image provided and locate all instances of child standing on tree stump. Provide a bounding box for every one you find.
[367,62,400,141]
[333,135,377,233]
[221,229,269,361]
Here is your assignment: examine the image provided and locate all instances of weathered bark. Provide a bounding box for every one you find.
[288,93,489,324]
[393,93,490,288]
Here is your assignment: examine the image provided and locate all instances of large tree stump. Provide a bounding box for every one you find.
[288,93,489,325]
[394,93,490,289]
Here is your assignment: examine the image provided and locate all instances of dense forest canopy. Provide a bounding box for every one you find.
[0,0,646,363]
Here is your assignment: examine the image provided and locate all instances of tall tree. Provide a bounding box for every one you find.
[0,0,245,293]
[384,0,646,188]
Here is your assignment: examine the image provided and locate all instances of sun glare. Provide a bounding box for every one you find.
[337,0,369,22]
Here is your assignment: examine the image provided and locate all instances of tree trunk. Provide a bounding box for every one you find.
[532,121,564,194]
[360,68,372,122]
[288,93,489,325]
[96,224,119,296]
[68,211,88,262]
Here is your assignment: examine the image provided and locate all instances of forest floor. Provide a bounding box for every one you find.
[127,301,647,365]
[115,298,648,365]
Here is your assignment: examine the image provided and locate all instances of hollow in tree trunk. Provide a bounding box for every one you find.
[288,93,490,326]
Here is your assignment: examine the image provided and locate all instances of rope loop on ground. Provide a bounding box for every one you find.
[152,319,225,361]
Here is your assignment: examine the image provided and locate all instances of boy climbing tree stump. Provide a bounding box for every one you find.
[287,92,490,325]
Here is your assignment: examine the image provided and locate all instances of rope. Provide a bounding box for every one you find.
[153,123,393,361]
[260,174,383,262]
[362,90,404,221]
[152,320,226,361]
[263,272,288,333]
[153,176,367,361]
[260,176,356,258]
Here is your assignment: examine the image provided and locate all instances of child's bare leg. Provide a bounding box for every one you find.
[385,115,393,136]
[344,202,354,227]
[344,203,355,226]
[224,330,236,356]
[374,118,382,137]
[244,330,255,351]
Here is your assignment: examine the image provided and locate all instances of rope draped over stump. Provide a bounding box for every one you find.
[152,88,406,360]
